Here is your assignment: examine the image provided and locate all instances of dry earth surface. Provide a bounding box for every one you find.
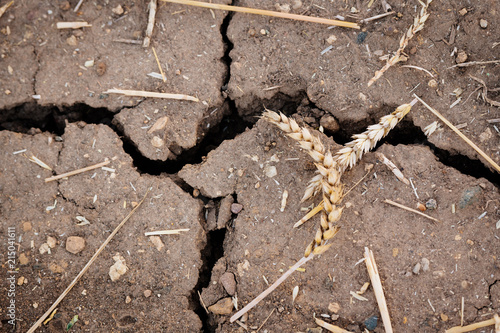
[0,0,499,332]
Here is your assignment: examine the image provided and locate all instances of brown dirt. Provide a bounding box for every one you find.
[0,0,499,332]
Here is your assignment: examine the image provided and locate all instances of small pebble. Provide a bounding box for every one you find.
[96,62,107,76]
[292,0,302,9]
[109,254,127,281]
[425,199,437,210]
[413,262,421,275]
[66,236,86,254]
[364,316,378,330]
[458,8,467,16]
[151,136,164,148]
[421,258,430,271]
[19,253,29,265]
[260,29,266,35]
[66,35,77,46]
[479,19,488,29]
[47,236,57,248]
[125,295,132,304]
[320,114,340,132]
[39,243,50,254]
[144,289,152,297]
[326,35,337,44]
[220,272,237,296]
[231,203,243,214]
[456,50,468,64]
[112,4,124,15]
[247,28,256,37]
[328,302,340,313]
[22,221,32,232]
[356,31,368,44]
[208,297,233,315]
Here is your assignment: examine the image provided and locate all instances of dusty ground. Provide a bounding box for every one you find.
[0,0,499,332]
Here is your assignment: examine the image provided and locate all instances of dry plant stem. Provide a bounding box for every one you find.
[469,75,500,107]
[401,65,435,78]
[315,317,353,333]
[384,199,440,223]
[256,308,275,332]
[229,255,313,323]
[73,0,84,12]
[414,94,500,173]
[26,189,150,333]
[104,88,199,102]
[360,11,395,24]
[445,317,497,333]
[364,247,393,333]
[162,0,360,29]
[144,229,190,236]
[448,60,500,68]
[198,291,209,314]
[45,160,110,182]
[143,0,157,47]
[0,0,13,19]
[375,152,409,185]
[152,46,166,82]
[380,0,392,12]
[56,22,92,29]
[113,38,142,44]
[368,0,432,86]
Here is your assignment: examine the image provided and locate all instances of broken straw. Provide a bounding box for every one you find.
[162,0,360,29]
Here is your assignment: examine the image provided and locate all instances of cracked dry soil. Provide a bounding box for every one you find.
[0,0,499,332]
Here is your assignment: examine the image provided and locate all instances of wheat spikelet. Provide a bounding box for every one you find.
[368,0,432,87]
[334,100,416,172]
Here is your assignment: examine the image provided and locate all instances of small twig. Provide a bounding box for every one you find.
[256,308,275,332]
[445,317,498,333]
[383,199,440,223]
[364,247,393,333]
[0,1,14,19]
[26,189,150,333]
[162,0,360,29]
[315,317,353,333]
[414,94,500,173]
[409,178,419,199]
[401,65,435,78]
[230,255,313,322]
[359,11,395,24]
[45,160,110,182]
[197,291,209,314]
[143,0,157,47]
[144,229,190,236]
[152,47,166,82]
[73,0,84,12]
[448,60,500,69]
[343,169,371,197]
[469,75,500,107]
[56,22,92,29]
[487,118,500,124]
[103,88,199,102]
[376,153,409,185]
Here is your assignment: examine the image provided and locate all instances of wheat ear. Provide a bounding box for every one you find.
[368,0,432,86]
[334,99,417,172]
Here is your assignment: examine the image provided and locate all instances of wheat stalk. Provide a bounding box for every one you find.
[368,0,432,86]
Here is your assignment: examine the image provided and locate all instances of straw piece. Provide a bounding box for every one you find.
[29,155,53,171]
[315,317,353,333]
[375,152,409,185]
[360,11,395,24]
[448,60,500,69]
[45,160,110,182]
[413,94,500,173]
[26,189,150,333]
[401,65,435,78]
[56,22,92,29]
[0,1,13,19]
[364,247,393,333]
[144,229,190,236]
[162,0,360,29]
[104,88,199,102]
[143,0,157,47]
[383,199,440,223]
[73,0,84,12]
[152,46,166,82]
[445,317,496,333]
[230,255,313,322]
